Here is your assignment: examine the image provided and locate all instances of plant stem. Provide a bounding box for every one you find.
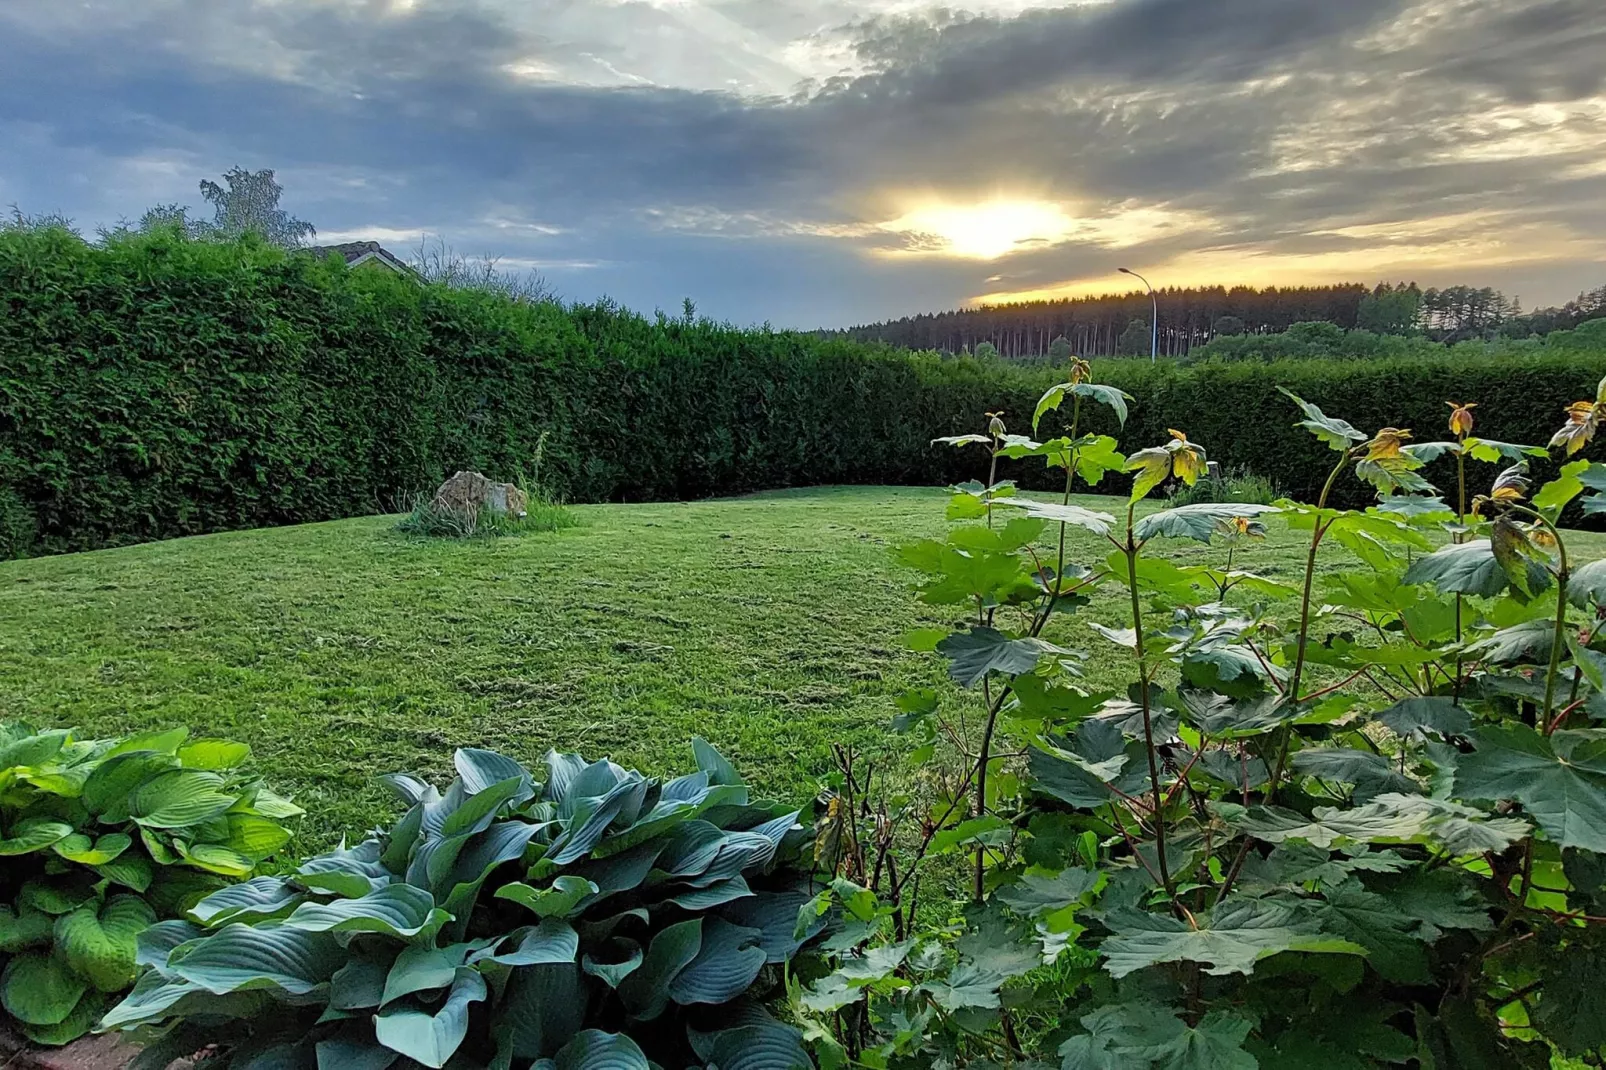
[1454,447,1467,702]
[985,440,1000,529]
[971,683,1014,901]
[1126,503,1172,895]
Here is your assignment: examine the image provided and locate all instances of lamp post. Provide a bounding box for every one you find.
[1119,267,1158,363]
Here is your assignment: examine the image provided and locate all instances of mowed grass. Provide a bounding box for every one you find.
[2,485,1603,854]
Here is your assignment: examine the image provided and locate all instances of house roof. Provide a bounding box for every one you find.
[306,240,415,275]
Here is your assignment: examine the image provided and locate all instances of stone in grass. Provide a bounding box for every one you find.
[432,471,529,518]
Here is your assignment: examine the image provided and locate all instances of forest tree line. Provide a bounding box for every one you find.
[824,281,1606,359]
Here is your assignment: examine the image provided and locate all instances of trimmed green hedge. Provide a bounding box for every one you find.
[2,224,1603,556]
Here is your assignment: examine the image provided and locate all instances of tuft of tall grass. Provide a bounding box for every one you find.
[394,496,577,539]
[1164,464,1280,507]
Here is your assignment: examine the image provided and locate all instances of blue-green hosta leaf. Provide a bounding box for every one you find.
[0,903,56,953]
[1000,499,1116,536]
[383,774,436,807]
[54,893,157,992]
[593,782,749,859]
[666,918,765,1005]
[296,841,393,899]
[545,778,650,866]
[667,875,753,910]
[721,890,822,963]
[314,1023,403,1070]
[676,812,798,889]
[551,1030,650,1070]
[470,920,579,967]
[439,776,529,839]
[938,627,1072,688]
[50,831,132,865]
[655,820,726,879]
[136,919,205,969]
[1458,724,1606,853]
[1403,539,1551,600]
[284,885,449,941]
[170,922,344,995]
[500,963,585,1061]
[1133,503,1279,545]
[617,918,702,1021]
[1,952,87,1025]
[454,748,535,799]
[583,940,644,988]
[128,770,239,830]
[497,876,599,918]
[562,842,665,901]
[691,738,741,787]
[698,1022,811,1070]
[374,967,486,1069]
[1378,696,1473,740]
[1101,899,1366,978]
[0,816,74,856]
[1279,388,1366,451]
[329,956,391,1011]
[443,819,543,900]
[382,943,473,1005]
[191,876,303,926]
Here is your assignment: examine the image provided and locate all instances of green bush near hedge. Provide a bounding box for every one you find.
[3,222,1604,556]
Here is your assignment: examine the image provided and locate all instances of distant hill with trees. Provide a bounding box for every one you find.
[826,281,1606,360]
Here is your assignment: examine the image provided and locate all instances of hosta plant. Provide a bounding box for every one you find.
[0,721,299,1045]
[796,375,1606,1068]
[103,741,821,1070]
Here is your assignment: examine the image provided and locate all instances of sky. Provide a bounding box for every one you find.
[3,0,1604,328]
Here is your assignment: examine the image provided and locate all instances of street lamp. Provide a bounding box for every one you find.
[1119,267,1158,363]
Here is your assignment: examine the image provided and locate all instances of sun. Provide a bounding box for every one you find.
[879,198,1078,260]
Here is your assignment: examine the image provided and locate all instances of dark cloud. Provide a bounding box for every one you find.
[1,0,1602,327]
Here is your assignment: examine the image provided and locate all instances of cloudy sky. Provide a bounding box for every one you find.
[3,0,1603,327]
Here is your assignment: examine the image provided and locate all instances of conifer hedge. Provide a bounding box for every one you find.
[1,223,1602,556]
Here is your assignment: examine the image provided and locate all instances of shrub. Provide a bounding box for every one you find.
[0,722,298,1045]
[3,222,1605,555]
[103,741,820,1069]
[792,375,1606,1067]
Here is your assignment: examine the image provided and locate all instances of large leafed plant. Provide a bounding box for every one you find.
[794,373,1606,1068]
[0,721,299,1045]
[103,741,821,1070]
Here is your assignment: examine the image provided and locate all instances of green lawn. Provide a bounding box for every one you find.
[2,486,1600,854]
